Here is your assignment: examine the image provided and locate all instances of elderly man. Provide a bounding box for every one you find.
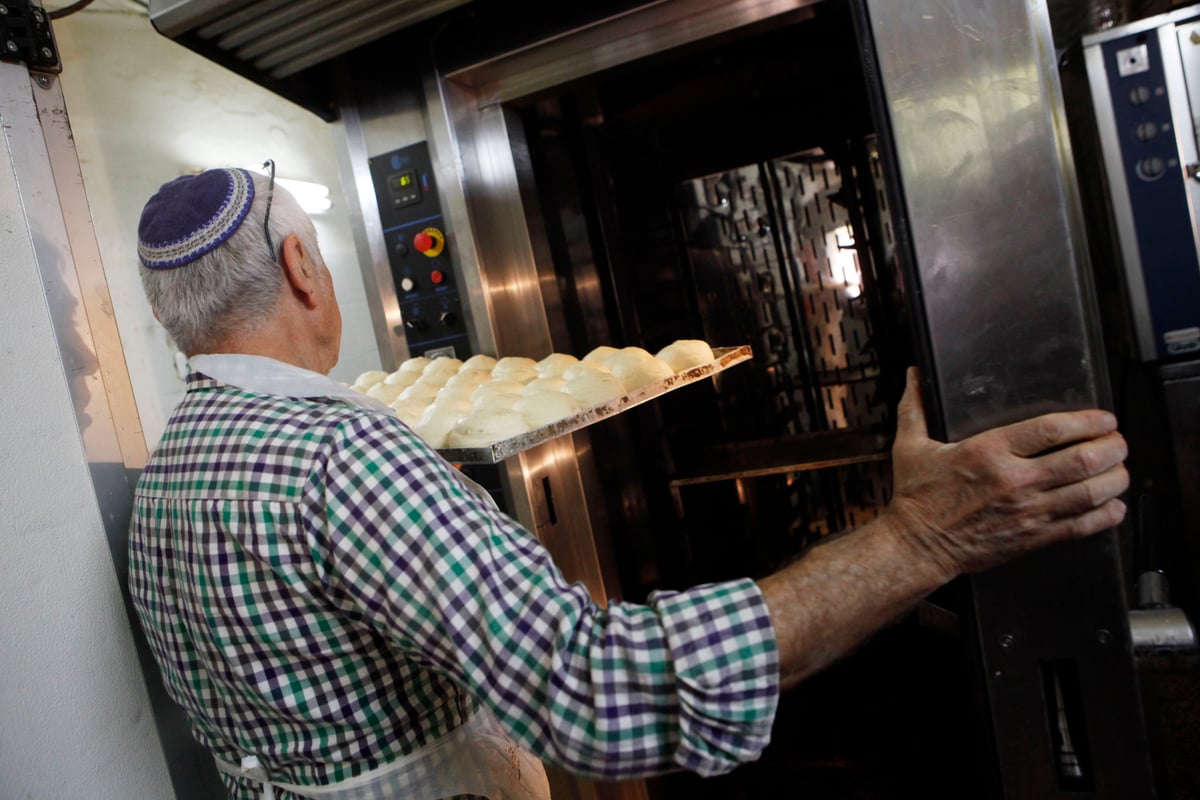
[128,167,1129,800]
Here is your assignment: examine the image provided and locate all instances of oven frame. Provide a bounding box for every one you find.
[334,0,1157,796]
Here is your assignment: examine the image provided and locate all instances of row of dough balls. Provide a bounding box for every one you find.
[350,339,715,449]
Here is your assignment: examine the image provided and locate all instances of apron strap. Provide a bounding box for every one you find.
[213,754,282,799]
[213,708,550,800]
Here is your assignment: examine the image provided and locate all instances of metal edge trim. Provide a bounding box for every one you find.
[148,0,248,37]
[443,0,818,106]
[1032,0,1108,407]
[1082,3,1200,48]
[1084,39,1159,360]
[1161,25,1200,273]
[35,74,149,469]
[332,85,409,369]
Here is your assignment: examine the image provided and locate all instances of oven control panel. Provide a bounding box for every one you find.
[368,142,469,359]
[1085,10,1200,360]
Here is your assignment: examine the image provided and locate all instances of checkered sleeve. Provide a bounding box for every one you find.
[312,413,779,779]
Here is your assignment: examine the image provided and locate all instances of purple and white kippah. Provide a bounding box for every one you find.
[137,168,255,269]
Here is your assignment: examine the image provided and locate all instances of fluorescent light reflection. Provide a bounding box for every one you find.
[244,164,333,214]
[829,225,863,299]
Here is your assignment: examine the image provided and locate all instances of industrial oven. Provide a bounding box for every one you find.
[144,0,1200,797]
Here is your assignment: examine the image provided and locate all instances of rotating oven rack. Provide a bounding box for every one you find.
[439,345,753,464]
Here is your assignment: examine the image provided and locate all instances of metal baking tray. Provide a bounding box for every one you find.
[438,345,753,464]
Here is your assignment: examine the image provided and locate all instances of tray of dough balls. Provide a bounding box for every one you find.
[350,341,752,464]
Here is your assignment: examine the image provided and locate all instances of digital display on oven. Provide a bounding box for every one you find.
[388,169,421,208]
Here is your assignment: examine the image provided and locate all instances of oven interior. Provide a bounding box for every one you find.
[471,5,987,797]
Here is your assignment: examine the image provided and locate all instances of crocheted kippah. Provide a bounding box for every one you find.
[137,168,255,269]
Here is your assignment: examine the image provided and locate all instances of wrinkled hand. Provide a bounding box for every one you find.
[885,368,1129,578]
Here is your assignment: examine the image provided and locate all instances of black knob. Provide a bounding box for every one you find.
[405,317,428,332]
[1137,157,1166,181]
[440,311,458,327]
[1129,85,1152,106]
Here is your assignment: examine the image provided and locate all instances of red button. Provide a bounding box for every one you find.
[430,270,444,284]
[413,232,434,253]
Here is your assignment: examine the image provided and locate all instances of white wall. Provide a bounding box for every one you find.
[53,2,382,448]
[0,5,385,798]
[0,113,175,798]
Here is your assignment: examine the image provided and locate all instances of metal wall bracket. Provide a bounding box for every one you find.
[0,2,59,73]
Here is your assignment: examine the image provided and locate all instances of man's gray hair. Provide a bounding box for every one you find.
[139,173,322,355]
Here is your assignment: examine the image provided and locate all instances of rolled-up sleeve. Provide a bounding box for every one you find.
[652,580,779,776]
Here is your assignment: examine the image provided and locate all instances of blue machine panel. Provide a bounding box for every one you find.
[368,142,471,360]
[1092,20,1200,359]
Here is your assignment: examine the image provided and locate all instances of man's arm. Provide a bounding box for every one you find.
[759,367,1129,689]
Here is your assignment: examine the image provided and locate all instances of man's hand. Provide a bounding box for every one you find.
[884,367,1129,580]
[760,366,1130,688]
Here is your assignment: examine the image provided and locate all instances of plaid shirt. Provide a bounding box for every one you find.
[129,358,779,798]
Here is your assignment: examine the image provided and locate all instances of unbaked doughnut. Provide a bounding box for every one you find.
[413,403,469,449]
[421,357,464,382]
[582,345,619,365]
[366,382,406,404]
[448,408,531,448]
[564,370,626,408]
[515,391,581,428]
[462,354,498,372]
[656,339,715,372]
[521,376,568,395]
[352,370,388,390]
[535,352,579,377]
[607,347,674,391]
[396,356,431,376]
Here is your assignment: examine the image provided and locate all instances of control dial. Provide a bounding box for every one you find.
[1137,156,1167,181]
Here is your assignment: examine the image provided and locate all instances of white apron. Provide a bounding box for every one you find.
[214,707,551,800]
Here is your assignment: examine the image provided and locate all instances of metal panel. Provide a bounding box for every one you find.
[1085,40,1158,359]
[860,1,1154,797]
[863,0,1103,438]
[446,0,820,106]
[34,74,148,474]
[1179,16,1200,139]
[332,98,409,369]
[423,26,672,800]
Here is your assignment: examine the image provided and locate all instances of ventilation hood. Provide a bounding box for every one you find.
[147,0,474,117]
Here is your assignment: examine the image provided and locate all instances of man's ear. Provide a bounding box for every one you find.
[279,233,318,307]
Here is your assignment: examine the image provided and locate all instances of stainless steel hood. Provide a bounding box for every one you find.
[148,0,473,115]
